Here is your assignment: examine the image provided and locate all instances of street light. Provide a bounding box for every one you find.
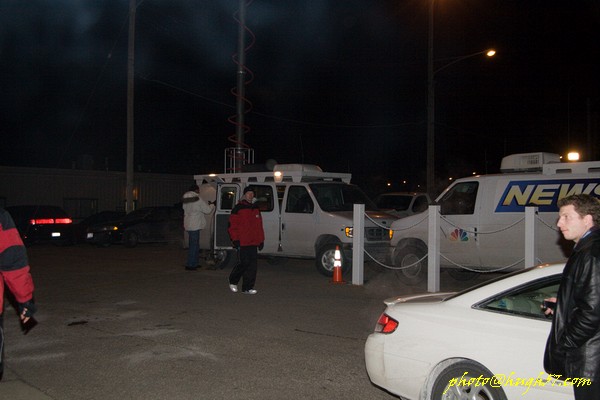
[426,1,496,196]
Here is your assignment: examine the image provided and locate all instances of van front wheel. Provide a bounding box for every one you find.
[393,245,426,285]
[315,244,347,277]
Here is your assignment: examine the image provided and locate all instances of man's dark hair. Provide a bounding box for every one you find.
[558,194,600,226]
[188,184,199,192]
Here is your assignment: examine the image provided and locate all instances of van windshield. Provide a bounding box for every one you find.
[309,183,377,212]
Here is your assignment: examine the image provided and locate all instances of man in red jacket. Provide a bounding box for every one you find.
[228,186,265,295]
[1,207,37,381]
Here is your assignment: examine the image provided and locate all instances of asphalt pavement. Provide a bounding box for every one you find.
[0,244,499,400]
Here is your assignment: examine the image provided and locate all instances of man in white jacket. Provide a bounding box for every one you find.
[182,184,214,270]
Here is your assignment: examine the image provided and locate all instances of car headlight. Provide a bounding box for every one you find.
[100,226,119,232]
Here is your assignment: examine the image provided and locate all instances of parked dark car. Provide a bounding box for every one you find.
[5,205,74,245]
[86,206,183,247]
[72,211,126,244]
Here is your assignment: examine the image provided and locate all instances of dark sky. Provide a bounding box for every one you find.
[1,0,599,195]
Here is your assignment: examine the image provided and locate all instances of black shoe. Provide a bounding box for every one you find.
[184,266,197,271]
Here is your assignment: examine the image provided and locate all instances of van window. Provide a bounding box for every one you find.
[253,185,274,212]
[220,186,238,210]
[310,183,377,211]
[286,186,314,214]
[439,182,478,215]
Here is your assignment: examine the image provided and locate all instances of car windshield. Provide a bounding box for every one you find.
[377,195,412,211]
[309,183,377,212]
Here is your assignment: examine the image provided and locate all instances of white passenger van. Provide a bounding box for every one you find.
[389,152,600,284]
[194,164,397,276]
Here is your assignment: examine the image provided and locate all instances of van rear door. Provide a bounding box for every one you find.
[214,183,241,249]
[213,183,280,253]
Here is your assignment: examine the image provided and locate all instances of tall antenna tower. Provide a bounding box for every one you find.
[225,0,255,173]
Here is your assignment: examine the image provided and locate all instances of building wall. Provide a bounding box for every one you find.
[0,166,194,220]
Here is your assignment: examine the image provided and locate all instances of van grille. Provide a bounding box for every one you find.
[365,227,389,241]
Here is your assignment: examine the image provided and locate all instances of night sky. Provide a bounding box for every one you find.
[1,0,598,196]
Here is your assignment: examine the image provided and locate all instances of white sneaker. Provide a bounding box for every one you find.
[229,284,238,293]
[242,289,257,295]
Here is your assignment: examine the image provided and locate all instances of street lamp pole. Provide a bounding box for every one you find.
[426,0,435,197]
[426,0,495,196]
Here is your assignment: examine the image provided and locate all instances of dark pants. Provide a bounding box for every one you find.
[574,379,600,400]
[0,313,4,380]
[229,246,258,292]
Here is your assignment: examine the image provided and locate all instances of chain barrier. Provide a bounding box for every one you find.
[360,209,546,275]
[536,214,560,232]
[439,254,525,273]
[440,213,525,235]
[363,248,427,271]
[363,246,527,273]
[365,212,428,232]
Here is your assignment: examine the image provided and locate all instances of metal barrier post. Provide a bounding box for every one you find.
[352,203,365,285]
[428,205,440,293]
[525,206,537,268]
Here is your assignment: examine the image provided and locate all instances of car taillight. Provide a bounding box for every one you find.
[30,218,73,225]
[374,313,398,334]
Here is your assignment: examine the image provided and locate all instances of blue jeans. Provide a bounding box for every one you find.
[186,230,200,268]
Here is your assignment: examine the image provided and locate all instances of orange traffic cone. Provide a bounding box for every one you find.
[331,245,345,284]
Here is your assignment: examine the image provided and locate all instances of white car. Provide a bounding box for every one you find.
[365,263,575,400]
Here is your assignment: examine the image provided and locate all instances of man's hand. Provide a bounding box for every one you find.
[542,297,557,316]
[232,240,240,249]
[19,300,37,323]
[258,242,264,251]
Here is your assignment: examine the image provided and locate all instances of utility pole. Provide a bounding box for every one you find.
[126,0,136,212]
[426,0,435,197]
[234,0,247,173]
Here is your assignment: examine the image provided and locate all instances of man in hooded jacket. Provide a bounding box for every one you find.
[227,186,264,295]
[1,207,37,381]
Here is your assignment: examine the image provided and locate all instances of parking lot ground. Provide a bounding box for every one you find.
[1,244,500,400]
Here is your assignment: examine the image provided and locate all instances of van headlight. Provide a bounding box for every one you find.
[345,227,353,238]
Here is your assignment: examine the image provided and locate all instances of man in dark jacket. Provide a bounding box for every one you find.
[1,208,37,381]
[544,194,600,399]
[228,186,265,295]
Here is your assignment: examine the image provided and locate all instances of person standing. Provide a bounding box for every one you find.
[544,194,600,400]
[182,184,214,271]
[228,186,265,294]
[1,207,37,381]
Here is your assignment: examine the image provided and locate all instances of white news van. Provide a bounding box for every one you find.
[389,152,600,284]
[194,164,397,276]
